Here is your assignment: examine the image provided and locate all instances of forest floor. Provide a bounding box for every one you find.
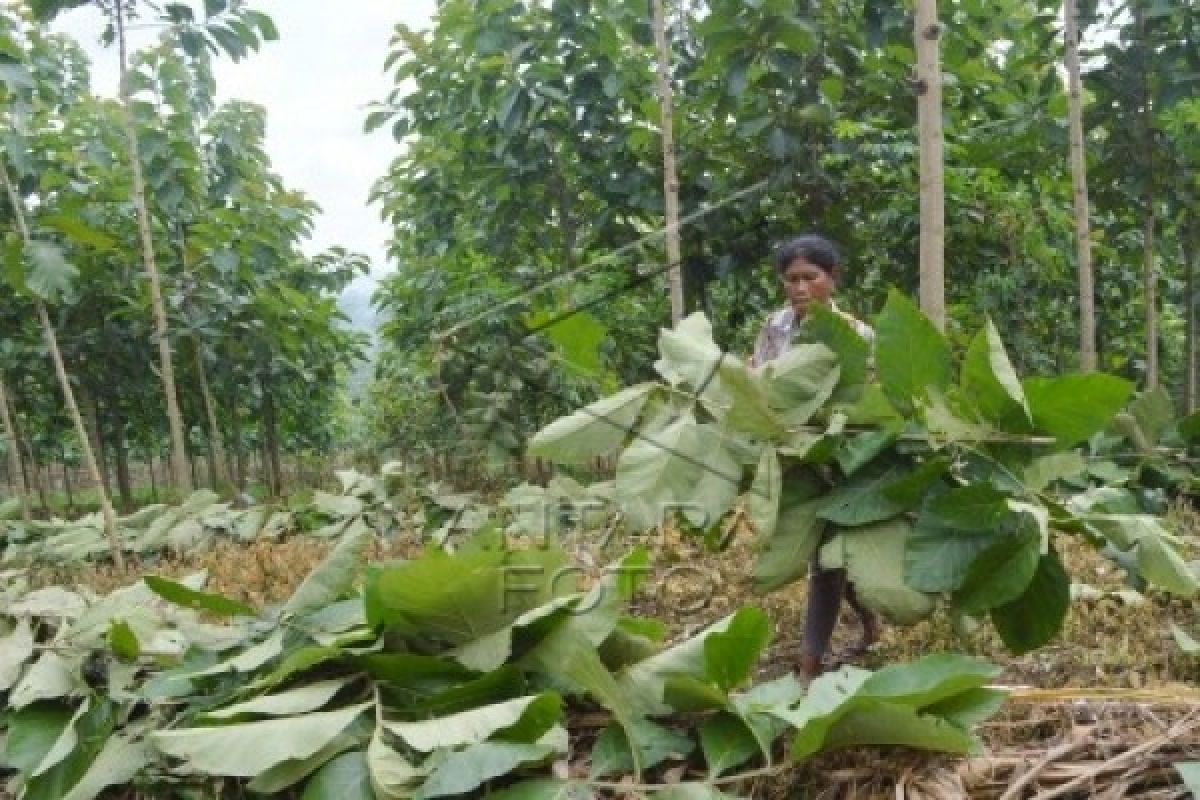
[22,502,1200,798]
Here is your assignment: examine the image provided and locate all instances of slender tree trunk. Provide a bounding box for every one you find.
[148,452,159,503]
[261,375,283,497]
[1065,0,1096,371]
[80,388,112,497]
[189,444,200,489]
[231,394,246,490]
[1,163,125,566]
[652,0,685,325]
[0,375,33,522]
[111,403,134,511]
[1185,217,1198,412]
[192,342,231,489]
[1137,2,1158,390]
[60,446,74,512]
[113,1,190,492]
[914,0,946,330]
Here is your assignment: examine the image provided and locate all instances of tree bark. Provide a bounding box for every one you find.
[60,446,74,513]
[113,0,191,492]
[192,342,231,489]
[914,0,946,330]
[261,376,283,497]
[148,452,159,503]
[0,375,33,522]
[653,0,685,325]
[1137,1,1158,390]
[231,393,246,490]
[111,403,134,511]
[80,387,112,497]
[1185,216,1198,412]
[1065,0,1097,371]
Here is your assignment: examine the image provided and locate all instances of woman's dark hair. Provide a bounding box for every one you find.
[772,234,842,278]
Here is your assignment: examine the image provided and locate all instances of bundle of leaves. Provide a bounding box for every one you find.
[0,528,1005,799]
[530,292,1199,655]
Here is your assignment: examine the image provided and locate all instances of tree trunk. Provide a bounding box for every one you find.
[60,446,74,513]
[0,375,33,522]
[1064,0,1096,371]
[111,403,134,511]
[148,452,159,503]
[113,0,191,493]
[652,0,685,325]
[2,163,124,566]
[231,394,246,490]
[1137,1,1158,390]
[261,375,283,497]
[192,343,231,489]
[1185,216,1198,412]
[80,388,113,497]
[914,0,946,330]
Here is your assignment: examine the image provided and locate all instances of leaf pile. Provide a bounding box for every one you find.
[530,293,1200,654]
[0,532,1004,799]
[0,465,594,565]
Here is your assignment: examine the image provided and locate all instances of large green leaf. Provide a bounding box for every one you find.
[24,240,78,303]
[961,319,1030,430]
[797,304,868,400]
[1023,374,1134,446]
[906,519,999,594]
[143,575,257,617]
[745,447,782,540]
[707,359,785,437]
[0,617,33,691]
[152,702,372,777]
[654,312,725,393]
[283,525,371,617]
[922,484,1011,532]
[10,653,79,709]
[1136,535,1200,596]
[819,519,935,624]
[383,695,557,753]
[528,384,655,465]
[615,414,740,531]
[761,343,841,426]
[858,654,1000,707]
[202,679,350,720]
[302,750,374,800]
[1127,388,1175,449]
[952,526,1041,615]
[59,735,152,800]
[874,291,953,414]
[699,714,761,777]
[820,702,980,755]
[420,741,557,798]
[364,547,566,641]
[990,548,1070,655]
[703,607,770,692]
[5,704,73,774]
[816,465,906,526]
[748,496,825,597]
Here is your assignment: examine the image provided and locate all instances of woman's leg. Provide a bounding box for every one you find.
[842,583,880,656]
[800,565,848,679]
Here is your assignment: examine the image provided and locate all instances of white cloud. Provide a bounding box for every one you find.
[51,0,437,310]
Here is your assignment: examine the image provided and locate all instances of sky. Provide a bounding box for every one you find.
[50,0,439,329]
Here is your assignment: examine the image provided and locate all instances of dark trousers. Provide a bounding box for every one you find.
[803,564,872,659]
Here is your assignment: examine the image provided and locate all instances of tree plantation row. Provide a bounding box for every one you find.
[0,2,367,558]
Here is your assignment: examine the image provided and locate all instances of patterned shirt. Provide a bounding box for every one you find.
[750,302,874,367]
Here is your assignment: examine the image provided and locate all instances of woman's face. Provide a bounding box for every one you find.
[780,257,835,317]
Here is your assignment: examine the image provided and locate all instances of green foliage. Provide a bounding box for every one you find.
[0,529,1005,798]
[532,309,1197,653]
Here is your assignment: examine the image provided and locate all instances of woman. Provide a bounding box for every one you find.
[750,234,879,681]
